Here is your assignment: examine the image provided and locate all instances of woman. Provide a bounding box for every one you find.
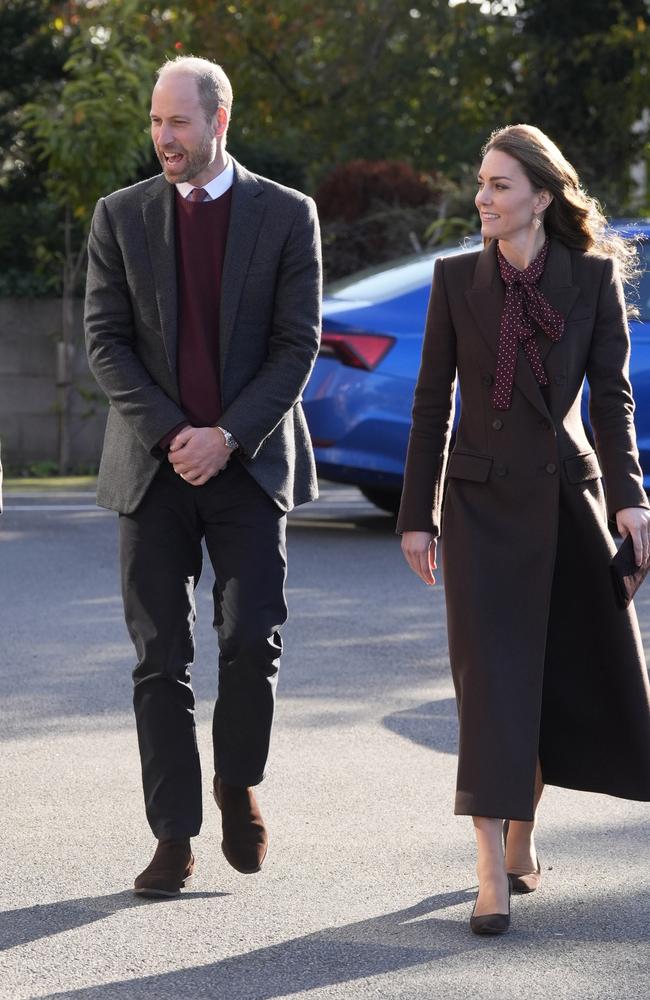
[398,124,650,935]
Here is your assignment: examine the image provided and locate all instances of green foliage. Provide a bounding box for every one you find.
[510,0,650,212]
[20,460,60,478]
[4,459,99,479]
[23,0,184,225]
[227,136,307,189]
[0,0,72,189]
[0,190,76,295]
[184,0,518,186]
[12,0,191,297]
[3,0,650,295]
[0,1,74,295]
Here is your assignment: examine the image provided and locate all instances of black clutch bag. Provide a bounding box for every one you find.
[610,533,649,609]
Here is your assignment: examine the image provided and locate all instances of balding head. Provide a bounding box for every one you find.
[156,56,233,128]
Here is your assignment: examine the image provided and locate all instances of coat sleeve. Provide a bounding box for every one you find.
[84,198,188,455]
[396,256,457,535]
[586,255,649,517]
[218,196,322,460]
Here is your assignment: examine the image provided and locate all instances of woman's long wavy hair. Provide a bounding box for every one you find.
[481,124,638,287]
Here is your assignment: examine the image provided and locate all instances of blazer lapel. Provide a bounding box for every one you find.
[142,178,178,372]
[219,160,265,372]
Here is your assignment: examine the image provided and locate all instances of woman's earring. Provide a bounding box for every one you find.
[533,213,542,230]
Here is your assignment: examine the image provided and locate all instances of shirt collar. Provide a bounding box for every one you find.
[176,156,234,201]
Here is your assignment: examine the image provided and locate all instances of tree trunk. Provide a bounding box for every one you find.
[57,206,83,475]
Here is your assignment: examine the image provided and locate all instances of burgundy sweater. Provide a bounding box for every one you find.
[159,187,233,448]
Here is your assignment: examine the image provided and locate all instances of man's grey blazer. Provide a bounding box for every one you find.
[85,159,322,514]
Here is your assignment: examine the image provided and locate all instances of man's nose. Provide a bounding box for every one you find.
[158,123,175,146]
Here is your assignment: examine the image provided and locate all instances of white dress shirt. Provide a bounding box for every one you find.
[176,156,234,201]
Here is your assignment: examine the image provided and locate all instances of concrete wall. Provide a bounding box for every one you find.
[0,299,107,470]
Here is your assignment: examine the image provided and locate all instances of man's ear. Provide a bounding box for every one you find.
[215,106,228,137]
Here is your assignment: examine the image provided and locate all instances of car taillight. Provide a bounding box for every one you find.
[319,330,395,371]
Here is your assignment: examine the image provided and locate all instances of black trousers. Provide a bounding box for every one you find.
[119,459,287,840]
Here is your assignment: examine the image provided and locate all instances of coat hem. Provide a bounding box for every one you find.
[454,791,535,822]
[541,775,650,803]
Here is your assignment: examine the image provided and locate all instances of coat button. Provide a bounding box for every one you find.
[492,419,503,430]
[482,374,494,386]
[545,463,557,474]
[494,464,507,477]
[554,375,566,386]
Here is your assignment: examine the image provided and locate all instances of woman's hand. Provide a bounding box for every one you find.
[401,531,437,585]
[615,507,650,567]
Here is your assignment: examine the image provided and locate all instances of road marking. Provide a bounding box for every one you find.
[4,492,99,499]
[3,487,392,521]
[288,518,359,530]
[3,504,106,512]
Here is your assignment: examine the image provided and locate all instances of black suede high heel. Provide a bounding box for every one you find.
[469,880,511,936]
[503,818,542,894]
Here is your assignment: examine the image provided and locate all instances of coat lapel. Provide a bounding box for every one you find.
[464,240,504,360]
[142,178,178,372]
[536,239,580,364]
[219,160,266,372]
[464,238,579,418]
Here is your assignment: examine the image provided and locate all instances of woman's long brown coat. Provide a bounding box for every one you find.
[397,239,650,820]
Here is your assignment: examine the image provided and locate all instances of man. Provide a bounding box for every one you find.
[85,56,321,896]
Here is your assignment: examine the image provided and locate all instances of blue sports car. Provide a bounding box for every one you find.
[303,223,650,513]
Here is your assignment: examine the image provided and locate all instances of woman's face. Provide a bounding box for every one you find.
[475,148,547,244]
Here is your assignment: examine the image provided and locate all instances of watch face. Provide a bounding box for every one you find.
[220,428,236,449]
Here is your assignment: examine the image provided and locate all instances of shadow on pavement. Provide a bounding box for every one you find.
[38,889,474,999]
[37,886,649,999]
[0,890,229,952]
[1,503,448,739]
[383,698,459,756]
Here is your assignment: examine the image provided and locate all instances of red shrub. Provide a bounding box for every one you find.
[315,159,444,223]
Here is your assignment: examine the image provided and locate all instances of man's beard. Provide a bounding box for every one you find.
[156,131,216,184]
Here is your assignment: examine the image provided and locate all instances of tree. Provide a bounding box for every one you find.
[181,0,519,185]
[23,0,186,472]
[511,0,650,212]
[0,0,74,296]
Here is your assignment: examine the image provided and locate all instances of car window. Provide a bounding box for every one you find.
[324,230,649,318]
[326,240,481,303]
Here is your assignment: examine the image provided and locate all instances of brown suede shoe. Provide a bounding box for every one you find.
[133,838,195,897]
[213,775,268,874]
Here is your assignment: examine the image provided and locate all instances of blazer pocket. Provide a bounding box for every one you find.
[446,451,493,483]
[564,450,602,483]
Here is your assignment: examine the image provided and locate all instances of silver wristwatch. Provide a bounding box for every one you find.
[217,426,238,450]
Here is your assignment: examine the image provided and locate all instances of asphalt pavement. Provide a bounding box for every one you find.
[0,481,648,1000]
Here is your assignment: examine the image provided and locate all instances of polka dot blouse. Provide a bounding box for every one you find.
[492,239,565,411]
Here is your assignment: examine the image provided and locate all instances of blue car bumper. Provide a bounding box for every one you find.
[304,359,411,488]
